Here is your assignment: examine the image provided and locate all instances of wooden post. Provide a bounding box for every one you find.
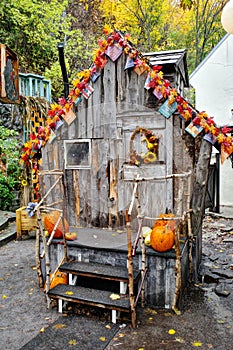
[191,139,212,280]
[35,226,43,288]
[172,177,183,313]
[135,182,146,308]
[37,209,51,308]
[186,173,193,280]
[126,209,136,328]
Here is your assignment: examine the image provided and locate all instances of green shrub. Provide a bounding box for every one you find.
[0,125,21,211]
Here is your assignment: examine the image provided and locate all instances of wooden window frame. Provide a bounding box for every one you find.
[64,139,91,169]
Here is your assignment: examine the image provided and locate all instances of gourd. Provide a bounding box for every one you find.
[50,271,68,289]
[150,226,175,252]
[43,210,69,239]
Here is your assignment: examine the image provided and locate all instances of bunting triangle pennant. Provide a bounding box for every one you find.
[124,56,135,70]
[221,143,233,164]
[203,133,217,145]
[158,100,177,119]
[144,73,151,90]
[62,107,77,125]
[82,84,94,99]
[153,88,163,100]
[185,122,203,138]
[105,44,123,62]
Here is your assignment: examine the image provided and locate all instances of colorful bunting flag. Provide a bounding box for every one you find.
[82,85,94,99]
[105,44,123,62]
[185,122,203,138]
[158,100,178,119]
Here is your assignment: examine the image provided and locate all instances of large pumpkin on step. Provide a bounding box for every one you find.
[43,210,69,239]
[150,226,175,252]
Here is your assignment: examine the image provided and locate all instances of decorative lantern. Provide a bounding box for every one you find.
[221,0,233,34]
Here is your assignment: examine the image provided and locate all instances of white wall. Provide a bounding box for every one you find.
[190,34,233,210]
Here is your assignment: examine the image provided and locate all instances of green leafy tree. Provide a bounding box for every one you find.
[0,126,21,210]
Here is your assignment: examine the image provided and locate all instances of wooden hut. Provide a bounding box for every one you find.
[38,43,206,320]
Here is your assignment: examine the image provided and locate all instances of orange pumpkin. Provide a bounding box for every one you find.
[43,210,69,239]
[50,271,68,289]
[44,271,68,291]
[150,226,175,252]
[153,213,176,232]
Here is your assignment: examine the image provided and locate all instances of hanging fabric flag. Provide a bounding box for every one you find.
[203,133,217,145]
[185,121,203,138]
[221,143,233,164]
[90,65,101,83]
[74,96,82,106]
[105,44,123,62]
[153,88,163,100]
[144,73,151,90]
[82,84,94,99]
[91,70,101,83]
[134,64,147,75]
[124,56,135,70]
[48,129,56,144]
[158,100,177,119]
[62,107,77,125]
[55,118,63,130]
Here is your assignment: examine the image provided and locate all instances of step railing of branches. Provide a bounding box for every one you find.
[125,170,193,317]
[34,169,68,308]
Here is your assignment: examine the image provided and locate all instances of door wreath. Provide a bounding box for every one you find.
[129,127,159,166]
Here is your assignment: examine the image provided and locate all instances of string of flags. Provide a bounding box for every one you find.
[20,26,233,198]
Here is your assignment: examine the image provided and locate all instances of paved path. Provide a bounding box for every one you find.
[0,238,59,349]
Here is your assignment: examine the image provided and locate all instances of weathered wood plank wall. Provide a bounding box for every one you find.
[41,52,196,229]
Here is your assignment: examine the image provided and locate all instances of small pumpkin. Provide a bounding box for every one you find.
[150,226,175,252]
[44,271,68,291]
[43,210,69,239]
[65,232,78,241]
[153,213,176,232]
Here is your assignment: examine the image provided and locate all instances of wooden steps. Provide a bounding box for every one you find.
[48,261,140,323]
[48,284,130,313]
[59,261,140,283]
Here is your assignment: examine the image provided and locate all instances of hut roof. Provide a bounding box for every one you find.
[143,49,189,87]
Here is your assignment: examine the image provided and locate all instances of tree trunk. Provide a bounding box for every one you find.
[191,139,212,280]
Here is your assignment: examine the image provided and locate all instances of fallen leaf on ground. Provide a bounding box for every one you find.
[69,339,77,345]
[217,319,225,324]
[99,336,106,342]
[164,312,172,316]
[105,324,111,329]
[176,337,185,343]
[192,341,202,346]
[110,293,120,300]
[40,327,45,333]
[53,323,67,329]
[118,333,125,338]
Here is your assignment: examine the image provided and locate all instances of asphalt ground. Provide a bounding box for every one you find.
[0,212,233,350]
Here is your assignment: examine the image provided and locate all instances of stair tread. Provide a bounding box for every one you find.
[48,284,130,311]
[60,261,140,282]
